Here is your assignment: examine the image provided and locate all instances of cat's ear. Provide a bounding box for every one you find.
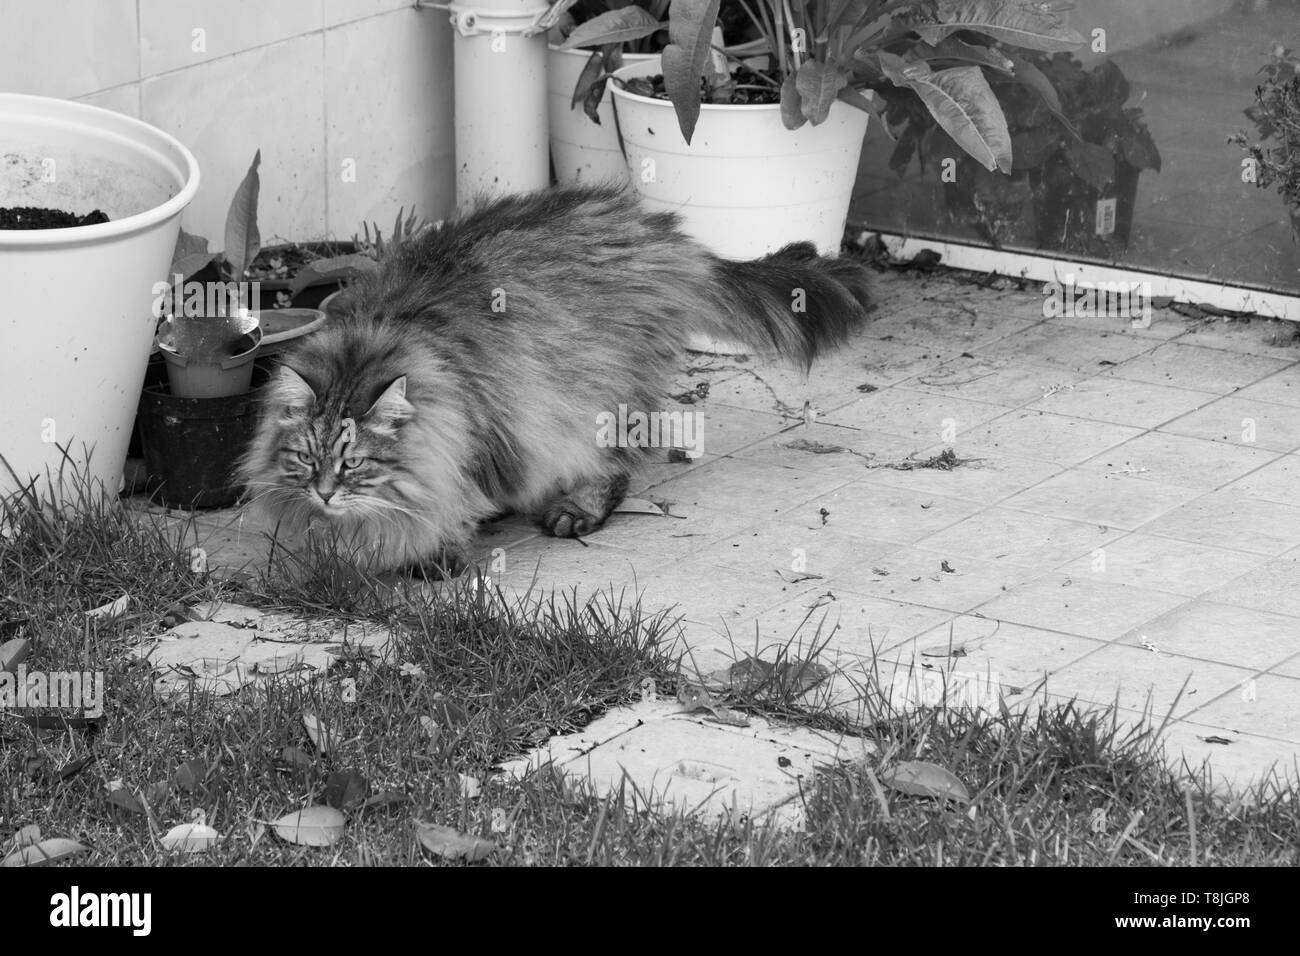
[273,366,316,415]
[364,376,412,429]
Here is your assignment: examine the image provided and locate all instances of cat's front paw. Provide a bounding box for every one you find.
[541,502,604,538]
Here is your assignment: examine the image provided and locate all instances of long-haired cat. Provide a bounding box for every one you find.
[238,183,872,573]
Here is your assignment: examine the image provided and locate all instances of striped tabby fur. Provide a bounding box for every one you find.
[238,183,872,573]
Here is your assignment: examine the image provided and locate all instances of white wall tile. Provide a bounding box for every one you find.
[323,7,455,236]
[0,0,138,98]
[75,84,142,118]
[324,0,416,29]
[139,0,323,76]
[142,34,327,243]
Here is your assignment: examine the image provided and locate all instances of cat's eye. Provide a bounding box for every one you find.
[294,451,312,465]
[342,456,365,469]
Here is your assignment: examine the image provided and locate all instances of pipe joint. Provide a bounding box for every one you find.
[443,3,552,38]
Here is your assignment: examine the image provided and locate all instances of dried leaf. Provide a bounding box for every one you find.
[324,770,369,810]
[415,822,498,862]
[172,758,207,792]
[302,711,336,754]
[361,789,408,809]
[0,637,31,672]
[880,760,971,803]
[160,822,220,853]
[272,806,346,847]
[2,838,88,867]
[278,746,316,775]
[459,774,482,800]
[920,644,967,658]
[106,789,146,815]
[85,593,130,621]
[14,824,41,847]
[1200,735,1234,746]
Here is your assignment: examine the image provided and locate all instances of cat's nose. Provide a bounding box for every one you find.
[317,487,335,504]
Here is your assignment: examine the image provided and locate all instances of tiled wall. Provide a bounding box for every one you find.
[0,0,456,245]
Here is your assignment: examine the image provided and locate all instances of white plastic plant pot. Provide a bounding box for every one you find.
[156,315,263,399]
[548,46,658,185]
[0,93,200,509]
[610,59,869,353]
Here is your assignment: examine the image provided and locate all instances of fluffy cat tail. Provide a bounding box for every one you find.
[703,242,872,369]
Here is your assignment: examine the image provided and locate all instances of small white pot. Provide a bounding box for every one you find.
[0,93,199,508]
[610,59,869,355]
[548,46,657,185]
[610,58,870,260]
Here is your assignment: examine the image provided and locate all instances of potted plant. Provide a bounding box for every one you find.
[606,0,1084,263]
[0,93,199,508]
[1232,46,1300,241]
[544,0,669,184]
[881,50,1161,257]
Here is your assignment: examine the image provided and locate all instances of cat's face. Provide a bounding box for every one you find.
[253,366,413,521]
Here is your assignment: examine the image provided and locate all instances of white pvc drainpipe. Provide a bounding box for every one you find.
[420,0,552,209]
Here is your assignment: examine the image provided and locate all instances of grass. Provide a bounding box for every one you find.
[2,479,1299,866]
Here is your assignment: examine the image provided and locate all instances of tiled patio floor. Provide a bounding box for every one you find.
[155,268,1300,793]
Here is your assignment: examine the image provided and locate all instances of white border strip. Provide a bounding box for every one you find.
[872,232,1300,322]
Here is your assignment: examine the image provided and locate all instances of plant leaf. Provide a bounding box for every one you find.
[794,59,849,125]
[272,806,346,847]
[886,59,1012,173]
[223,150,262,279]
[324,770,369,810]
[915,37,1015,72]
[160,822,221,853]
[302,711,336,754]
[660,0,722,144]
[2,838,88,867]
[0,637,31,672]
[559,6,663,50]
[287,253,378,297]
[1065,139,1115,189]
[880,759,971,803]
[415,822,498,862]
[107,789,146,815]
[930,0,1083,52]
[1005,51,1078,137]
[1120,123,1161,172]
[572,49,607,111]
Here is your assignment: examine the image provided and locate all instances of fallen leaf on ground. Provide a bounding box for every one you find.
[14,824,41,847]
[85,593,130,621]
[1199,735,1234,745]
[880,760,971,803]
[920,644,967,658]
[0,638,31,672]
[106,789,146,815]
[612,498,667,516]
[160,822,220,853]
[775,570,823,584]
[415,822,498,862]
[2,838,88,867]
[324,770,369,810]
[676,682,750,727]
[302,712,337,753]
[272,806,345,847]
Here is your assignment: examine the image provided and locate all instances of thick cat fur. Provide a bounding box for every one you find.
[238,183,872,573]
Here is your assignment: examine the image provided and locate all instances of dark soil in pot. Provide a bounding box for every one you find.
[0,207,110,229]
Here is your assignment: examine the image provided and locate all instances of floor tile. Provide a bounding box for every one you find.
[858,448,1066,503]
[1180,674,1300,744]
[1001,469,1203,530]
[908,356,1087,407]
[1121,601,1300,672]
[790,479,985,546]
[1076,431,1280,490]
[650,457,851,517]
[1220,453,1300,505]
[1026,376,1216,428]
[1139,491,1300,556]
[1103,342,1294,393]
[849,548,1036,614]
[1034,644,1259,719]
[915,507,1119,569]
[1159,395,1300,452]
[1202,550,1300,623]
[749,590,957,660]
[822,386,1013,444]
[971,574,1186,641]
[976,323,1156,372]
[1054,533,1267,598]
[954,410,1143,466]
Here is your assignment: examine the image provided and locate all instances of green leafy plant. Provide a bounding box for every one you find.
[169,150,262,283]
[1232,46,1300,240]
[289,208,431,297]
[569,0,1083,171]
[880,51,1160,250]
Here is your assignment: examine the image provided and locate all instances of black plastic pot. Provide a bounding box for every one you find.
[136,382,263,509]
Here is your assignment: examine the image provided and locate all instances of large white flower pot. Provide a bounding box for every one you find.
[0,93,200,509]
[548,46,657,185]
